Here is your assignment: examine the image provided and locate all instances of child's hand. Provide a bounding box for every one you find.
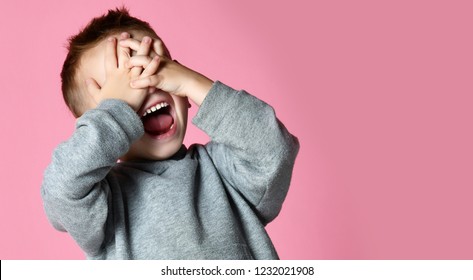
[119,38,213,106]
[86,34,159,111]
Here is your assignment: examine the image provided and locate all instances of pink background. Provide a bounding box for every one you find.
[0,0,472,259]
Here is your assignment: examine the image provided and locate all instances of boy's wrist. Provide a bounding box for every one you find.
[185,74,214,107]
[192,81,233,131]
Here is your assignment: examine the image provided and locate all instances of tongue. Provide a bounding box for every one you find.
[143,113,173,134]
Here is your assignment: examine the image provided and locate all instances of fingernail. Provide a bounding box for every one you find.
[120,32,129,39]
[143,37,151,44]
[108,37,115,42]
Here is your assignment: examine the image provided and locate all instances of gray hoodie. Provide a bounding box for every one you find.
[41,81,299,259]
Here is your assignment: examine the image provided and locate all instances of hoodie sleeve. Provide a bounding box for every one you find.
[192,81,300,225]
[41,99,143,256]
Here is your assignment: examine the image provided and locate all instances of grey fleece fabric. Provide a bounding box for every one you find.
[41,81,299,259]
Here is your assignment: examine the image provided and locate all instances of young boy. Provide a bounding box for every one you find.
[41,7,299,260]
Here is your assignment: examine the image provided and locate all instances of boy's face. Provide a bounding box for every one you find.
[77,31,189,161]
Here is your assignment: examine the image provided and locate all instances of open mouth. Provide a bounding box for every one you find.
[141,102,175,138]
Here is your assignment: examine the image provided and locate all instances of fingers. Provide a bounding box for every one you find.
[130,36,152,77]
[126,55,162,72]
[105,37,118,73]
[119,38,141,52]
[119,37,163,57]
[129,56,162,89]
[136,36,152,56]
[141,56,161,77]
[130,75,162,89]
[117,32,131,68]
[126,55,153,68]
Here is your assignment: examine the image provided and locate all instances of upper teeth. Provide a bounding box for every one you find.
[142,102,169,117]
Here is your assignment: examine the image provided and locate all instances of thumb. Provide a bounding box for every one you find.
[85,78,101,95]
